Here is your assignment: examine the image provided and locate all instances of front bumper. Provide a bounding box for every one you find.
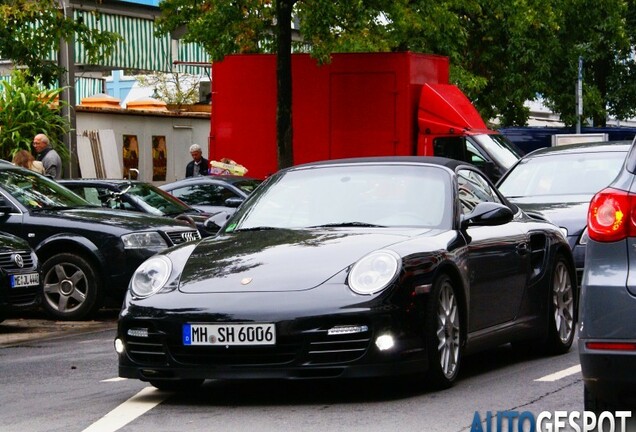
[117,298,429,381]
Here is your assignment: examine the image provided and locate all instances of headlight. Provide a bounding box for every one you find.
[121,232,167,251]
[348,250,401,295]
[130,255,172,298]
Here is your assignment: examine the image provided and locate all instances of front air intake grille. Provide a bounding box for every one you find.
[7,286,38,306]
[0,251,36,271]
[170,342,301,366]
[166,230,201,245]
[306,334,371,365]
[125,330,168,365]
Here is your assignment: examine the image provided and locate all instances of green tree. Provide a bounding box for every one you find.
[156,0,470,169]
[450,0,561,126]
[0,0,120,86]
[156,0,636,145]
[137,72,202,107]
[540,0,636,127]
[0,70,70,162]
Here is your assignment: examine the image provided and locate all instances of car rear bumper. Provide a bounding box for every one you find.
[579,340,636,404]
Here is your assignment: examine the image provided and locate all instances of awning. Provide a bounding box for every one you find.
[74,10,209,73]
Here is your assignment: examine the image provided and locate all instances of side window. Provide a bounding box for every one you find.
[73,186,101,206]
[465,141,488,164]
[433,137,468,162]
[457,169,502,214]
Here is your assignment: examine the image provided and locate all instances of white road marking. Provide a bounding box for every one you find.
[101,377,127,383]
[535,364,581,382]
[81,386,168,432]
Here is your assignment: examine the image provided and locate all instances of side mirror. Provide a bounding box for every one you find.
[204,211,231,231]
[461,202,513,229]
[224,197,244,208]
[128,168,139,181]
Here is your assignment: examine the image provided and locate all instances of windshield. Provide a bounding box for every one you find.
[126,183,192,216]
[0,169,90,209]
[472,134,523,170]
[227,164,452,231]
[498,150,627,197]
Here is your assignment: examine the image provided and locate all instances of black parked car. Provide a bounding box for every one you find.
[497,141,630,283]
[159,175,262,214]
[579,139,636,412]
[0,165,201,320]
[59,179,217,237]
[0,231,40,323]
[117,156,576,391]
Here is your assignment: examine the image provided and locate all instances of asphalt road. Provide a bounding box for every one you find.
[0,307,119,347]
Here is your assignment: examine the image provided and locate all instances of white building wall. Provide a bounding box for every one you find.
[76,107,210,184]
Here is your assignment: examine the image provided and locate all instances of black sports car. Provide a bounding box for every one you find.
[116,156,577,390]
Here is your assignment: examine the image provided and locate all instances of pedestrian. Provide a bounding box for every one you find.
[185,143,209,177]
[12,149,46,174]
[32,133,62,179]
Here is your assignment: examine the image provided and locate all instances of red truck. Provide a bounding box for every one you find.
[209,52,522,180]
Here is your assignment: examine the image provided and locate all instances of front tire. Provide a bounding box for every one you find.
[425,274,462,389]
[41,253,103,320]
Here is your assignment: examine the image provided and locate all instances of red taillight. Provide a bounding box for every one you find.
[587,188,636,242]
[586,341,636,351]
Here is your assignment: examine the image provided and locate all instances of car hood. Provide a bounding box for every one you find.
[178,228,431,293]
[34,207,195,232]
[509,195,591,235]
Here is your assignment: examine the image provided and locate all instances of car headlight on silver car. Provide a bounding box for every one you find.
[349,250,401,295]
[121,232,167,251]
[131,255,172,298]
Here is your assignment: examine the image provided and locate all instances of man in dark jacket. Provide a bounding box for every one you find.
[185,144,209,177]
[33,133,62,179]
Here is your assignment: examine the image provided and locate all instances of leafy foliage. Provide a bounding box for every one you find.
[136,72,202,106]
[0,0,120,86]
[0,70,70,162]
[540,0,636,126]
[158,0,636,137]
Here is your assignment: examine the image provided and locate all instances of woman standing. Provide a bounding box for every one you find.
[12,149,46,174]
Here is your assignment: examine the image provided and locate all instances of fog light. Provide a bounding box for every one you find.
[375,334,395,351]
[114,338,125,354]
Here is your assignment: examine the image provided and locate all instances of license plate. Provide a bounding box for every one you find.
[10,273,39,288]
[183,323,276,346]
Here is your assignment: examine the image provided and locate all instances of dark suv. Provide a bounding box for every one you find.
[0,165,201,320]
[579,139,636,412]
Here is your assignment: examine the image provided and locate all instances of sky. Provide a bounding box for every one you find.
[117,0,160,6]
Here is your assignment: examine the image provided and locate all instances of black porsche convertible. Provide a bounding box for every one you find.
[116,156,577,390]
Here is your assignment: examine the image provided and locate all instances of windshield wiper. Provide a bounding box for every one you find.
[309,222,385,228]
[232,226,279,232]
[33,204,91,211]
